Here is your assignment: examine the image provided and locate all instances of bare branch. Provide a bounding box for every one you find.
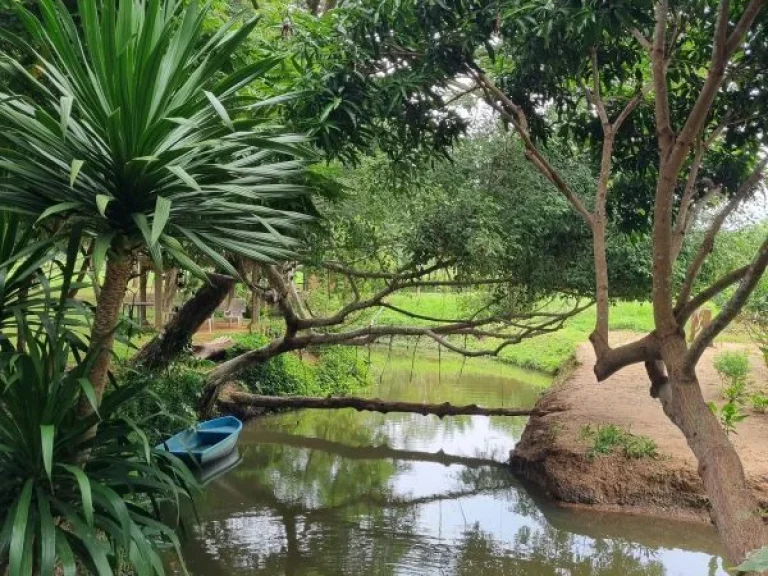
[469,67,594,225]
[667,0,765,174]
[225,392,552,418]
[652,0,674,157]
[686,235,768,369]
[199,282,592,417]
[323,259,451,280]
[675,265,750,324]
[725,0,768,57]
[631,27,652,51]
[613,85,651,132]
[590,47,610,127]
[674,122,728,240]
[677,156,767,306]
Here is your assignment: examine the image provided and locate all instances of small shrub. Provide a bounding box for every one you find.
[580,423,658,460]
[116,357,210,443]
[708,401,749,436]
[751,393,768,414]
[622,434,659,459]
[314,346,371,395]
[226,335,371,397]
[713,351,751,403]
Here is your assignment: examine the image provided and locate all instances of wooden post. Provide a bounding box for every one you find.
[154,267,164,331]
[138,260,148,325]
[249,264,261,333]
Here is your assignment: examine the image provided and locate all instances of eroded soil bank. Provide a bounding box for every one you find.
[510,337,768,523]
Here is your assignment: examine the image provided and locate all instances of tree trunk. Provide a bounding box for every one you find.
[133,273,234,370]
[198,337,294,418]
[249,265,261,333]
[659,337,768,568]
[82,253,133,406]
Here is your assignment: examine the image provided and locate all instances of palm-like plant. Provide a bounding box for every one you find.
[0,212,91,348]
[0,306,198,576]
[0,0,312,399]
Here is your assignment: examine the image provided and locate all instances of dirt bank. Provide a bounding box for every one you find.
[510,336,768,523]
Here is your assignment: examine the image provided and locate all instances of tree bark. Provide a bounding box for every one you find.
[658,335,768,567]
[223,391,549,418]
[133,273,234,370]
[249,264,261,333]
[82,253,133,407]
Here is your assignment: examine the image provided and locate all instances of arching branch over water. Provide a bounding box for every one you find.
[220,392,556,421]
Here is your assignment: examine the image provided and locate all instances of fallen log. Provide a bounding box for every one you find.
[225,391,552,418]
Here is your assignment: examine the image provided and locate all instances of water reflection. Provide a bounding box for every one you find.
[178,351,726,576]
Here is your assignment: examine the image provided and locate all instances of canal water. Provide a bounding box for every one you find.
[175,350,727,575]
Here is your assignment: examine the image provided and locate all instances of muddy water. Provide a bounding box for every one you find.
[175,351,727,576]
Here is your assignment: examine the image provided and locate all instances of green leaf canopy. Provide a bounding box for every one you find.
[0,0,314,275]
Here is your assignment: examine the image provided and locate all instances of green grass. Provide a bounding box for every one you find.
[580,423,659,460]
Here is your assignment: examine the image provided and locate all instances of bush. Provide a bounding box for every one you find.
[580,423,658,460]
[0,317,196,575]
[116,357,211,443]
[751,393,768,414]
[708,401,749,436]
[713,351,751,403]
[226,335,371,397]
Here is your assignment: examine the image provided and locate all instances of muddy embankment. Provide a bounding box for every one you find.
[510,339,768,523]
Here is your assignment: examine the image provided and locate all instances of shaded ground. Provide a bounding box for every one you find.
[510,334,768,522]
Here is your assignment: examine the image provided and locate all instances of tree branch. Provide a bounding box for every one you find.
[675,265,750,324]
[224,392,553,418]
[631,27,652,52]
[469,67,594,225]
[685,235,768,369]
[676,157,767,307]
[652,0,674,157]
[590,47,610,128]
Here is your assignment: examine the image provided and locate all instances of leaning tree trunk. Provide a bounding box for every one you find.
[133,273,234,370]
[659,337,768,568]
[80,253,133,412]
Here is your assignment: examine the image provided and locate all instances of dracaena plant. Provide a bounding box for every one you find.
[0,0,314,401]
[0,305,198,576]
[0,211,91,348]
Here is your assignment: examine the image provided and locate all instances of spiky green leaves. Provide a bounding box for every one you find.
[0,309,198,575]
[0,0,313,275]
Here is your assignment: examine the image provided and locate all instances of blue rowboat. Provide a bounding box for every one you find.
[160,416,243,466]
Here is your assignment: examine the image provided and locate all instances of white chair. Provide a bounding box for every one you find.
[224,298,246,328]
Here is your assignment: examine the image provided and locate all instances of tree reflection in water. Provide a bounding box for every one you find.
[175,352,726,576]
